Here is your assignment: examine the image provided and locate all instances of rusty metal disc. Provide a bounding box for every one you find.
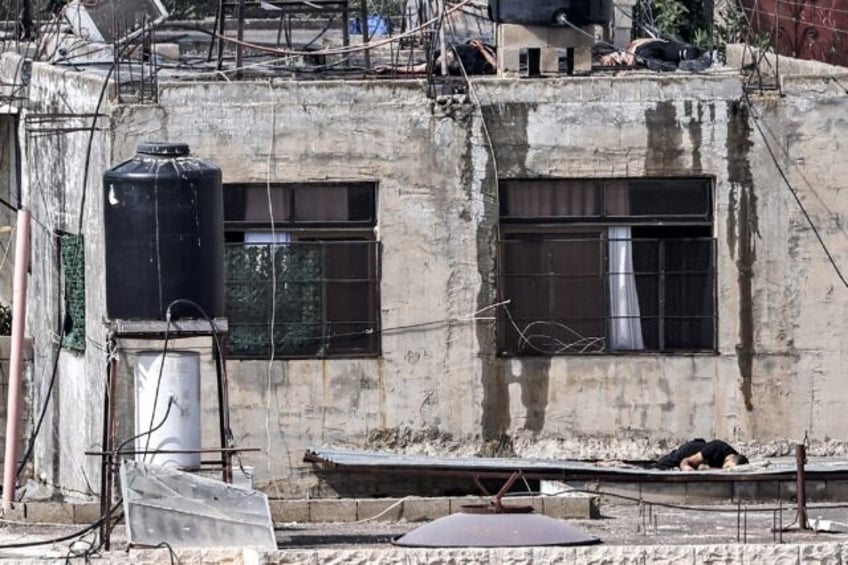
[394,512,600,548]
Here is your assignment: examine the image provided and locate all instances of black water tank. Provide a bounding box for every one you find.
[488,0,608,26]
[103,142,224,321]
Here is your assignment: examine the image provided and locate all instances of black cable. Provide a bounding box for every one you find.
[142,299,227,462]
[141,313,172,459]
[118,396,175,456]
[154,541,178,565]
[743,90,848,288]
[0,501,121,550]
[13,34,145,494]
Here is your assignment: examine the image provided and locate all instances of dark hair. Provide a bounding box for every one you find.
[735,454,749,466]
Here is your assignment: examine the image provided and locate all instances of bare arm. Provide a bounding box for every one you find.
[469,40,497,70]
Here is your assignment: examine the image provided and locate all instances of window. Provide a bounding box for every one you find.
[224,182,380,359]
[498,178,716,355]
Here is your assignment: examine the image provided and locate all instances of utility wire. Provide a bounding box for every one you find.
[0,501,122,550]
[743,90,848,288]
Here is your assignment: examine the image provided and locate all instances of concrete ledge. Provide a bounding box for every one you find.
[130,542,848,565]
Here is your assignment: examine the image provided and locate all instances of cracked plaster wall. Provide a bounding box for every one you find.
[8,54,848,496]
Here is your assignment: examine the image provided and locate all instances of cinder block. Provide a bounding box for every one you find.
[497,23,550,46]
[574,46,593,73]
[448,496,489,514]
[501,495,544,514]
[540,48,559,74]
[153,43,180,61]
[805,480,828,502]
[400,497,450,522]
[547,26,592,47]
[635,483,689,505]
[309,499,357,523]
[357,498,403,522]
[497,48,521,77]
[73,503,103,524]
[0,502,25,521]
[685,481,733,503]
[757,480,796,501]
[543,494,598,519]
[26,502,74,524]
[269,499,309,523]
[827,480,848,500]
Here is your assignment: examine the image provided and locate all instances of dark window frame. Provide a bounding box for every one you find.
[497,177,717,357]
[223,182,381,360]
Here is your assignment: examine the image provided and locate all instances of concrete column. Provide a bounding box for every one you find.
[612,0,638,48]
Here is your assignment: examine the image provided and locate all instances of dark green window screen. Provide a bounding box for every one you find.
[60,233,85,352]
[224,240,380,358]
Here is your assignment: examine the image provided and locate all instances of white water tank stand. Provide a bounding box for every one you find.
[496,23,595,77]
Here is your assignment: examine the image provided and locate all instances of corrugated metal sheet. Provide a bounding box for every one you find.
[304,448,848,482]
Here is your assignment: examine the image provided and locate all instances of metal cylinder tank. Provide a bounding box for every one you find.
[103,142,223,320]
[134,351,202,470]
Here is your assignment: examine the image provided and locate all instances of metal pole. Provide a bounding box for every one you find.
[438,0,447,76]
[360,0,371,69]
[2,209,30,509]
[796,443,809,530]
[235,0,247,78]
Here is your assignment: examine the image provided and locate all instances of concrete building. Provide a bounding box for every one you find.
[0,24,847,499]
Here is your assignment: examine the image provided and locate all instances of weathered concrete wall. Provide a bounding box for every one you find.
[10,54,848,497]
[740,77,848,442]
[12,56,115,494]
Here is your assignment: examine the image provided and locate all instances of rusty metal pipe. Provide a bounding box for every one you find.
[796,443,809,530]
[2,209,30,509]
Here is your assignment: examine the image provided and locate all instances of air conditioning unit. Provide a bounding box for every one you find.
[488,0,609,27]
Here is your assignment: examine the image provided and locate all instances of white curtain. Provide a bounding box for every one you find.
[244,231,291,244]
[608,226,644,350]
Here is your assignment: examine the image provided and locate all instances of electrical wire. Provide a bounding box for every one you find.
[742,90,848,288]
[210,0,474,58]
[0,501,121,550]
[119,397,175,457]
[12,26,157,493]
[263,79,284,499]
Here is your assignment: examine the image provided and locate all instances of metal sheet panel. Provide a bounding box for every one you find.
[120,460,276,549]
[305,448,848,480]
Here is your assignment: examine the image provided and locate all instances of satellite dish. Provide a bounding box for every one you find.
[64,0,169,43]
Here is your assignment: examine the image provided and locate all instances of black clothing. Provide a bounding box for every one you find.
[699,440,739,468]
[633,40,702,63]
[652,439,740,470]
[434,43,496,76]
[652,439,706,470]
[633,40,704,72]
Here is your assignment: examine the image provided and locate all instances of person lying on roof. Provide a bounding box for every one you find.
[600,38,705,71]
[651,439,749,471]
[376,39,497,76]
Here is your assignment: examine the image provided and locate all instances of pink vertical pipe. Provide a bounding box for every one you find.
[3,209,30,509]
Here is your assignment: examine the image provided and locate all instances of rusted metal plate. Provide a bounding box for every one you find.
[394,512,600,547]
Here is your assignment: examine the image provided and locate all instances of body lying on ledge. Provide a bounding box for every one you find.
[599,38,706,71]
[376,39,497,76]
[651,439,749,471]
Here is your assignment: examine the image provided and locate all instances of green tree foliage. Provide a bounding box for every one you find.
[634,0,770,54]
